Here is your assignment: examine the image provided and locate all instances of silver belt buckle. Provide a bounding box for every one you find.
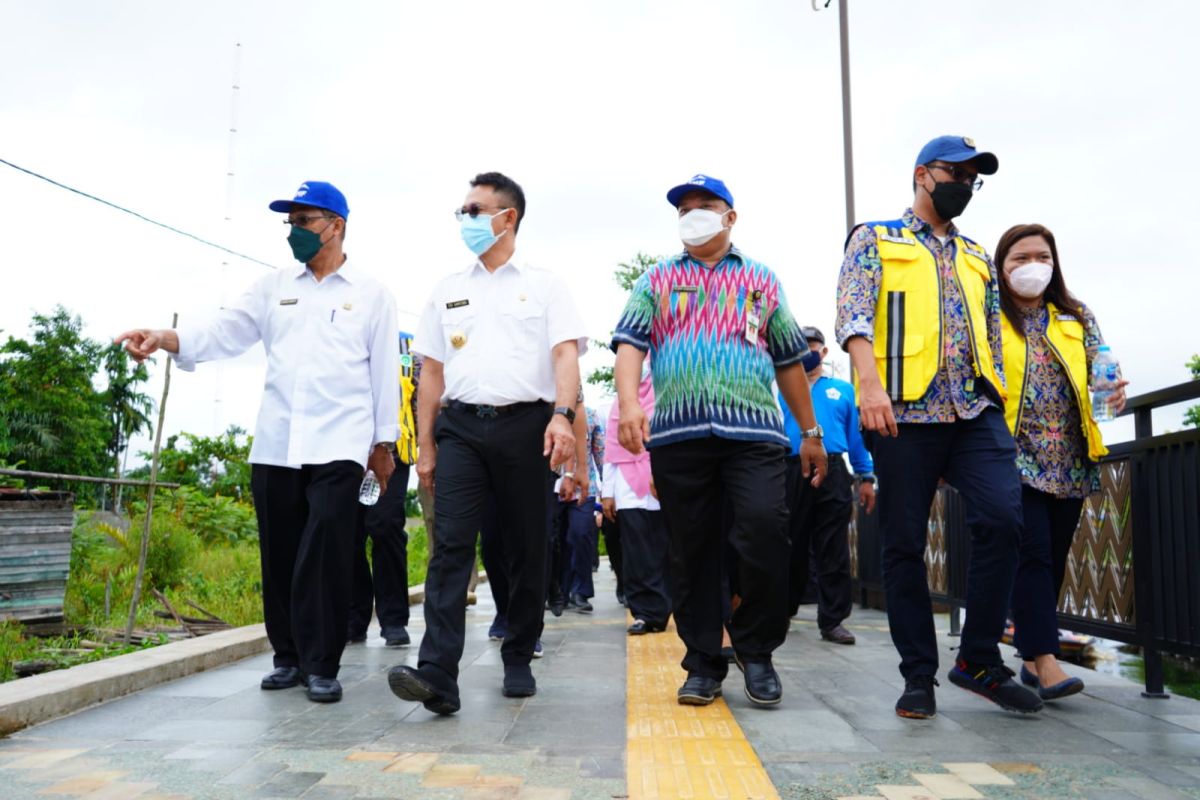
[476,404,499,419]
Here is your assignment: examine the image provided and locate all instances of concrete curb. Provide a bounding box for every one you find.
[0,569,486,735]
[0,623,270,735]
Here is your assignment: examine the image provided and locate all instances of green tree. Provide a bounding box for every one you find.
[1185,354,1200,428]
[587,252,661,394]
[137,425,253,501]
[0,307,110,494]
[102,343,155,509]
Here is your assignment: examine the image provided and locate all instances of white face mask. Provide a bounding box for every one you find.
[1007,261,1054,299]
[678,208,730,246]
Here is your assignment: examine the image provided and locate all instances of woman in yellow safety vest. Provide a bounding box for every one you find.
[995,223,1127,701]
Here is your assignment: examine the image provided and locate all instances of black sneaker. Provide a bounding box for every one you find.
[895,674,939,719]
[948,659,1044,714]
[677,674,722,706]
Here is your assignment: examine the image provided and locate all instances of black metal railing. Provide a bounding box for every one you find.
[850,379,1200,696]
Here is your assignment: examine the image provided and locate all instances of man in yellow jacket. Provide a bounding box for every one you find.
[835,136,1043,719]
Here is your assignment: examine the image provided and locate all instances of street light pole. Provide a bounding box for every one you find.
[838,0,856,233]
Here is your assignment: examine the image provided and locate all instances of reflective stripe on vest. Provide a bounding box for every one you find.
[1000,303,1108,462]
[863,223,1006,404]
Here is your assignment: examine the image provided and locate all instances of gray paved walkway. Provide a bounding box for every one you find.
[2,564,1199,799]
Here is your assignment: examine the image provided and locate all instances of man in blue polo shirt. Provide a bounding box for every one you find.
[779,326,875,645]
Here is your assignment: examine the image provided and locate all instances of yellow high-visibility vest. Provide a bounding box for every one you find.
[1000,303,1108,462]
[397,335,418,465]
[861,222,1005,405]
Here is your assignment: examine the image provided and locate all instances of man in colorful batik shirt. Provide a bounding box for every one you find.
[836,136,1043,719]
[612,174,827,708]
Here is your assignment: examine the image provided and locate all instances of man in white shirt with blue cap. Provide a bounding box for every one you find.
[116,180,399,704]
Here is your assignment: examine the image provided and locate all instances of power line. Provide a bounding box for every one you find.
[0,155,423,318]
[0,156,281,270]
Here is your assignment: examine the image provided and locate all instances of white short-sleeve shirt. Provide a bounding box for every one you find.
[413,255,588,405]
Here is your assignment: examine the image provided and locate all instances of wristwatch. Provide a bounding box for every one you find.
[856,473,877,485]
[801,424,824,439]
[554,405,577,424]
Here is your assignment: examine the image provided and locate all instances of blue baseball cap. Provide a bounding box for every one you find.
[666,174,734,208]
[914,136,998,175]
[269,181,350,218]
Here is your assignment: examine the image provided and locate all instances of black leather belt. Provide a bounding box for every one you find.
[445,399,549,419]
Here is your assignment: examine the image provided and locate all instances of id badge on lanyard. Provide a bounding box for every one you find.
[744,290,763,344]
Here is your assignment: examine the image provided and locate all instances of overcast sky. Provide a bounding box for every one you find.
[3,0,1197,464]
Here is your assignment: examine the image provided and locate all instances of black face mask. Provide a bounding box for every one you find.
[927,180,974,220]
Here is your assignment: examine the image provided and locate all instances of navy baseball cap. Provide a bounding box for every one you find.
[915,136,998,175]
[269,181,350,218]
[801,325,826,345]
[667,174,734,208]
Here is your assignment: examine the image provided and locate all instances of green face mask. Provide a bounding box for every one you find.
[287,223,327,263]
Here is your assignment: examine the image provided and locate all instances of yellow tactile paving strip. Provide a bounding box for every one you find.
[626,620,780,800]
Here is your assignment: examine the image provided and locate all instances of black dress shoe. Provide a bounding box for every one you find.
[346,631,367,644]
[627,619,666,635]
[384,628,411,648]
[387,665,461,715]
[616,590,626,607]
[502,664,537,698]
[734,655,782,706]
[820,625,856,645]
[306,676,343,703]
[260,666,303,690]
[677,674,722,705]
[569,593,594,613]
[548,597,566,617]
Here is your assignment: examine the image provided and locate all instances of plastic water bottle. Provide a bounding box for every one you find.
[1090,345,1120,422]
[358,470,381,506]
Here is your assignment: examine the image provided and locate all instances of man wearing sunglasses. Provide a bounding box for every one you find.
[115,181,400,704]
[388,171,586,713]
[836,137,1043,719]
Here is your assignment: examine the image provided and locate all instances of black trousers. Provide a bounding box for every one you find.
[479,492,511,618]
[785,455,854,630]
[870,408,1022,678]
[251,460,361,678]
[618,508,671,627]
[1010,486,1085,659]
[601,514,624,597]
[651,437,790,680]
[348,458,411,640]
[418,403,552,684]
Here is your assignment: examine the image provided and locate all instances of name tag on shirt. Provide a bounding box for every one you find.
[446,299,470,309]
[745,312,760,344]
[1056,314,1078,322]
[674,285,699,293]
[279,298,299,306]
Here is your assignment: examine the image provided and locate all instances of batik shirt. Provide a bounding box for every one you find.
[584,406,606,492]
[1014,303,1106,498]
[612,246,808,448]
[835,208,1004,424]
